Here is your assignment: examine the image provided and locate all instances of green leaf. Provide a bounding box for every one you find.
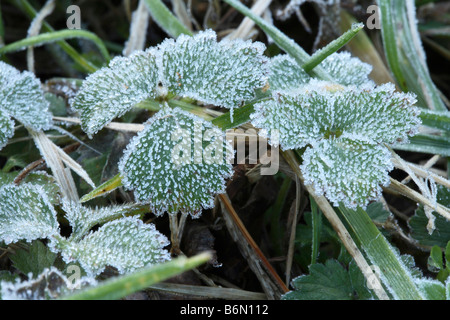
[366,202,391,224]
[58,216,170,277]
[282,259,372,300]
[119,107,233,217]
[409,186,450,248]
[268,55,310,92]
[10,241,57,277]
[159,30,268,111]
[0,109,15,151]
[62,253,211,300]
[71,49,159,137]
[0,183,59,244]
[0,61,53,131]
[428,246,444,272]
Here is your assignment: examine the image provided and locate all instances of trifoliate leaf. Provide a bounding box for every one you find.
[301,136,393,209]
[251,81,421,150]
[59,216,171,276]
[119,107,233,217]
[71,49,160,137]
[282,259,373,300]
[320,52,373,86]
[158,30,268,110]
[0,109,15,151]
[0,267,96,300]
[409,186,450,248]
[62,201,142,239]
[0,183,59,244]
[10,241,57,278]
[0,61,52,131]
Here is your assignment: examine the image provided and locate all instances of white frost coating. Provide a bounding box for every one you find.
[0,183,60,244]
[301,136,393,209]
[71,30,269,137]
[0,267,97,300]
[320,52,373,86]
[62,200,139,238]
[71,49,160,137]
[158,29,269,111]
[0,61,53,131]
[251,80,421,208]
[119,107,233,217]
[59,216,171,277]
[0,109,15,151]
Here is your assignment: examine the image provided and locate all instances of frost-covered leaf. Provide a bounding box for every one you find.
[71,49,159,137]
[251,81,421,150]
[59,216,170,276]
[158,30,268,110]
[0,61,52,131]
[0,267,96,300]
[10,241,57,277]
[282,259,373,300]
[62,201,142,239]
[409,186,450,248]
[268,55,310,92]
[320,52,373,86]
[0,183,59,244]
[0,109,14,151]
[119,107,233,217]
[301,136,393,209]
[415,278,447,300]
[267,52,372,92]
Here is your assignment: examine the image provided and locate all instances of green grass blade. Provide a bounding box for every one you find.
[80,174,123,203]
[420,109,450,132]
[310,196,322,265]
[223,0,331,81]
[0,29,111,62]
[339,205,424,300]
[377,0,446,111]
[393,134,450,157]
[302,22,364,73]
[143,0,192,38]
[62,253,211,300]
[12,0,99,73]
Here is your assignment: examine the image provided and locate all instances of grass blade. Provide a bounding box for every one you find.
[62,253,211,300]
[393,134,450,157]
[0,29,111,64]
[339,205,424,300]
[143,0,192,38]
[377,0,447,111]
[80,174,123,203]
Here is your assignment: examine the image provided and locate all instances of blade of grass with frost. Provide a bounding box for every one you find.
[393,133,450,157]
[143,0,192,38]
[62,253,211,300]
[223,0,331,81]
[419,109,450,132]
[339,205,424,300]
[0,29,111,63]
[377,0,446,111]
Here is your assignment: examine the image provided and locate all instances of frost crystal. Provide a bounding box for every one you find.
[251,80,421,208]
[0,61,52,132]
[119,107,233,217]
[60,216,171,277]
[267,52,372,92]
[71,30,268,137]
[0,267,96,300]
[71,49,160,137]
[0,183,59,244]
[158,29,268,110]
